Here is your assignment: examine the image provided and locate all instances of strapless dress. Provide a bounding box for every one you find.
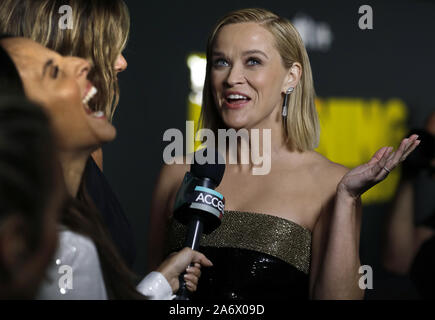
[166,210,312,300]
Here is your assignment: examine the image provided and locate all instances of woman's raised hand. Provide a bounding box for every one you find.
[337,134,421,199]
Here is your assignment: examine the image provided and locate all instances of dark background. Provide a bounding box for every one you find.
[104,0,435,299]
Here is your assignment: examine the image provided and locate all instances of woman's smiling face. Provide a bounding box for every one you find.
[211,22,293,130]
[2,37,117,152]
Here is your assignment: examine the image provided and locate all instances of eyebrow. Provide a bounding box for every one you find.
[212,51,225,57]
[242,50,269,59]
[42,59,53,77]
[212,50,269,59]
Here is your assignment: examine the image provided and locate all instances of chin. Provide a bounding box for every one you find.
[88,120,117,144]
[223,119,254,131]
[221,114,251,130]
[97,126,117,144]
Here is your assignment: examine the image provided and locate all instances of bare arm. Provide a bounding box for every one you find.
[147,163,187,272]
[310,181,364,299]
[310,135,420,299]
[147,164,174,272]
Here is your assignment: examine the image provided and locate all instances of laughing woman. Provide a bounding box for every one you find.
[0,36,212,299]
[0,0,135,267]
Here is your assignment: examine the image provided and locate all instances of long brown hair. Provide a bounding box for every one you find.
[64,179,145,299]
[0,0,130,120]
[1,5,142,298]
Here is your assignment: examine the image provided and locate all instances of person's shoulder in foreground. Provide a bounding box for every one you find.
[36,228,107,300]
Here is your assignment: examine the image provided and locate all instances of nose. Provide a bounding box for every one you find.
[225,62,245,87]
[78,59,92,78]
[66,57,91,79]
[115,54,127,73]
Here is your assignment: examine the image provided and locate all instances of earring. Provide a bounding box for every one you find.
[282,87,294,117]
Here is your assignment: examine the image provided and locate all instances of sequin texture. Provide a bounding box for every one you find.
[166,210,312,274]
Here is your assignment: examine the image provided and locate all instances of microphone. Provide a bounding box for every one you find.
[173,148,225,300]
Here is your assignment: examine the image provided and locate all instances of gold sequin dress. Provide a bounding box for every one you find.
[166,210,312,300]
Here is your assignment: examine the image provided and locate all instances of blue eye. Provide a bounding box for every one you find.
[247,58,261,66]
[213,59,229,67]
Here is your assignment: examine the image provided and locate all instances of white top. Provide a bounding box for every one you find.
[36,229,174,300]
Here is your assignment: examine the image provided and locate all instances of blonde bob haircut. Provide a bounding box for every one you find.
[0,0,130,121]
[200,8,320,151]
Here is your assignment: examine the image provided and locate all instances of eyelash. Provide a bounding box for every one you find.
[212,57,262,67]
[246,58,261,66]
[213,58,229,67]
[51,65,59,79]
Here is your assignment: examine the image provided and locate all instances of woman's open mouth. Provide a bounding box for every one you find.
[82,86,106,119]
[224,92,251,109]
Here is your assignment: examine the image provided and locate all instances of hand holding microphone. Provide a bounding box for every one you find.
[156,247,213,293]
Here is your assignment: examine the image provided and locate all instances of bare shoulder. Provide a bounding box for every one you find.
[152,156,191,214]
[299,152,351,230]
[305,150,348,173]
[156,157,190,194]
[304,151,350,194]
[159,159,190,181]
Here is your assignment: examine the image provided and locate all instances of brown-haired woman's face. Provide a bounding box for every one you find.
[2,38,116,151]
[211,22,291,130]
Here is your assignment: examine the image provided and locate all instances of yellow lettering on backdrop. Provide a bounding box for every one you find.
[316,98,408,203]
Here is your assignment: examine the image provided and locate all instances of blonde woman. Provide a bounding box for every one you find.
[0,0,134,267]
[148,8,420,299]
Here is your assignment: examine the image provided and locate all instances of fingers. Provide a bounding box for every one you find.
[379,147,394,167]
[180,252,209,293]
[369,146,393,179]
[402,139,420,159]
[391,137,413,162]
[386,135,420,170]
[184,268,200,292]
[177,247,213,268]
[399,134,419,158]
[157,248,212,294]
[186,263,202,278]
[191,251,213,267]
[184,276,197,292]
[338,134,422,198]
[368,146,391,165]
[183,251,213,293]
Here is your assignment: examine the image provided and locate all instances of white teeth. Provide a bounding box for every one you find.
[227,94,248,100]
[82,86,97,105]
[91,111,105,118]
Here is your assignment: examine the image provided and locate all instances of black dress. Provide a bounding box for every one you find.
[166,210,312,300]
[84,157,136,269]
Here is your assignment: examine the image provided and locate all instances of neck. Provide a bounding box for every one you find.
[251,102,288,152]
[225,106,288,174]
[59,150,90,198]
